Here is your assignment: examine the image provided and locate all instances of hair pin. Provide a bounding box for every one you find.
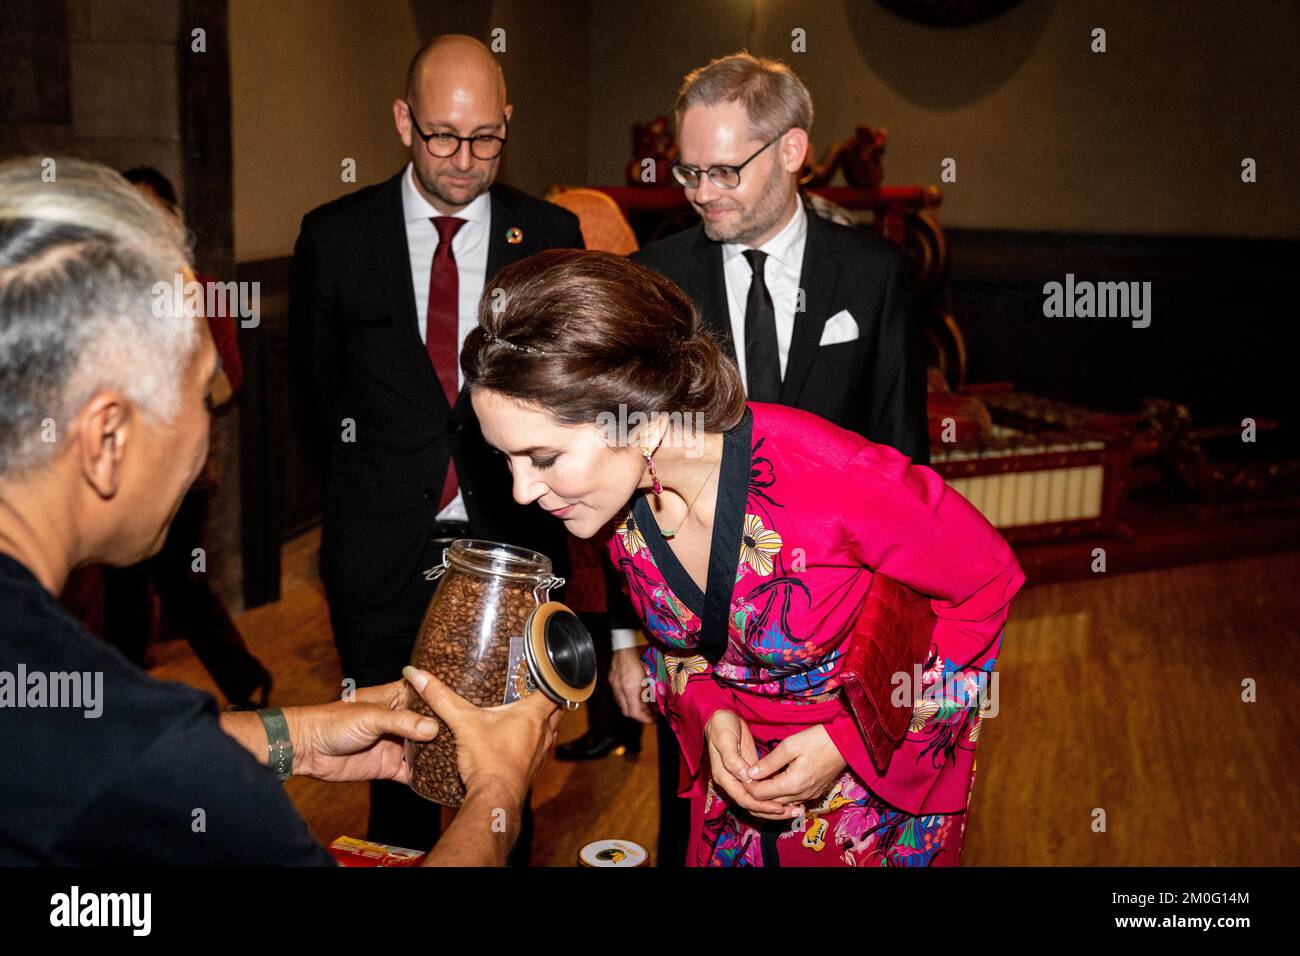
[483,328,547,354]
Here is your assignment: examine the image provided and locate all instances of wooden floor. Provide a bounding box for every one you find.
[151,531,1300,866]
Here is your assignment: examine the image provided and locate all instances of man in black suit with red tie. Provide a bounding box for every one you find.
[611,53,930,866]
[290,35,582,863]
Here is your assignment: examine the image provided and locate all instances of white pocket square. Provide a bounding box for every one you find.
[818,309,860,346]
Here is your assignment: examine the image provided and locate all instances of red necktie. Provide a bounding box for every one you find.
[427,216,466,510]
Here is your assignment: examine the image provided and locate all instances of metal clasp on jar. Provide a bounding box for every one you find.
[422,547,453,582]
[533,574,565,604]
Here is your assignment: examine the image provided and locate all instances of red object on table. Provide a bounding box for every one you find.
[327,836,426,867]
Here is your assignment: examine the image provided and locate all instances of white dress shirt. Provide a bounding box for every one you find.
[721,198,808,388]
[401,162,490,523]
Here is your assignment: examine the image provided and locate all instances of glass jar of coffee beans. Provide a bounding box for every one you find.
[404,539,565,806]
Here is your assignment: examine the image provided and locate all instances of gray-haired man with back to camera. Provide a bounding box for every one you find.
[0,156,558,865]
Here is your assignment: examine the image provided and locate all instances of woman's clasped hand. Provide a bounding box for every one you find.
[704,710,847,821]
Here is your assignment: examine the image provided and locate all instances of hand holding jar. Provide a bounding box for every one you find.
[403,665,561,804]
[405,540,596,804]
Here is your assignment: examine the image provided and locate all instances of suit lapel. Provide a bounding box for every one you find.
[485,188,508,282]
[486,185,534,283]
[684,231,734,360]
[371,171,449,414]
[779,198,840,405]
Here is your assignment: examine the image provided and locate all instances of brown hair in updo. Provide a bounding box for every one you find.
[462,249,747,435]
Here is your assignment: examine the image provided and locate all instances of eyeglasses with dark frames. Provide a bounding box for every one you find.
[671,130,789,190]
[404,100,509,160]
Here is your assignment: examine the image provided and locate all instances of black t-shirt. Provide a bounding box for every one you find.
[0,552,336,865]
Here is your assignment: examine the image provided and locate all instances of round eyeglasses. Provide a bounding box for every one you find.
[405,100,508,160]
[671,130,788,190]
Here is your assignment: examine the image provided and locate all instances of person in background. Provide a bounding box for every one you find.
[0,155,558,866]
[623,52,932,866]
[290,35,583,861]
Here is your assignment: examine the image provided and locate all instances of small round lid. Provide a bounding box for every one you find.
[524,602,596,705]
[578,839,649,868]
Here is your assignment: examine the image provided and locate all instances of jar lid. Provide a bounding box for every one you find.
[578,839,649,867]
[524,602,596,707]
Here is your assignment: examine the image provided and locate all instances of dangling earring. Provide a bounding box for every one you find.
[642,447,662,496]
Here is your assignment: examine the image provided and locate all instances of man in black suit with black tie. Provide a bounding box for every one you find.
[290,34,582,863]
[610,52,930,867]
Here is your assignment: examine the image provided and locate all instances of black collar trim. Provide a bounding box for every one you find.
[632,406,752,663]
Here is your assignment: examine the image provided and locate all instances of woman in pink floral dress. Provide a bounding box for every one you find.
[463,250,1025,866]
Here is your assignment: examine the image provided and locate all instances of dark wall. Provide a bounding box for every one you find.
[947,229,1296,425]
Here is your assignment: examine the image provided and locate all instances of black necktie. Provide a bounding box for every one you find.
[742,248,781,402]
